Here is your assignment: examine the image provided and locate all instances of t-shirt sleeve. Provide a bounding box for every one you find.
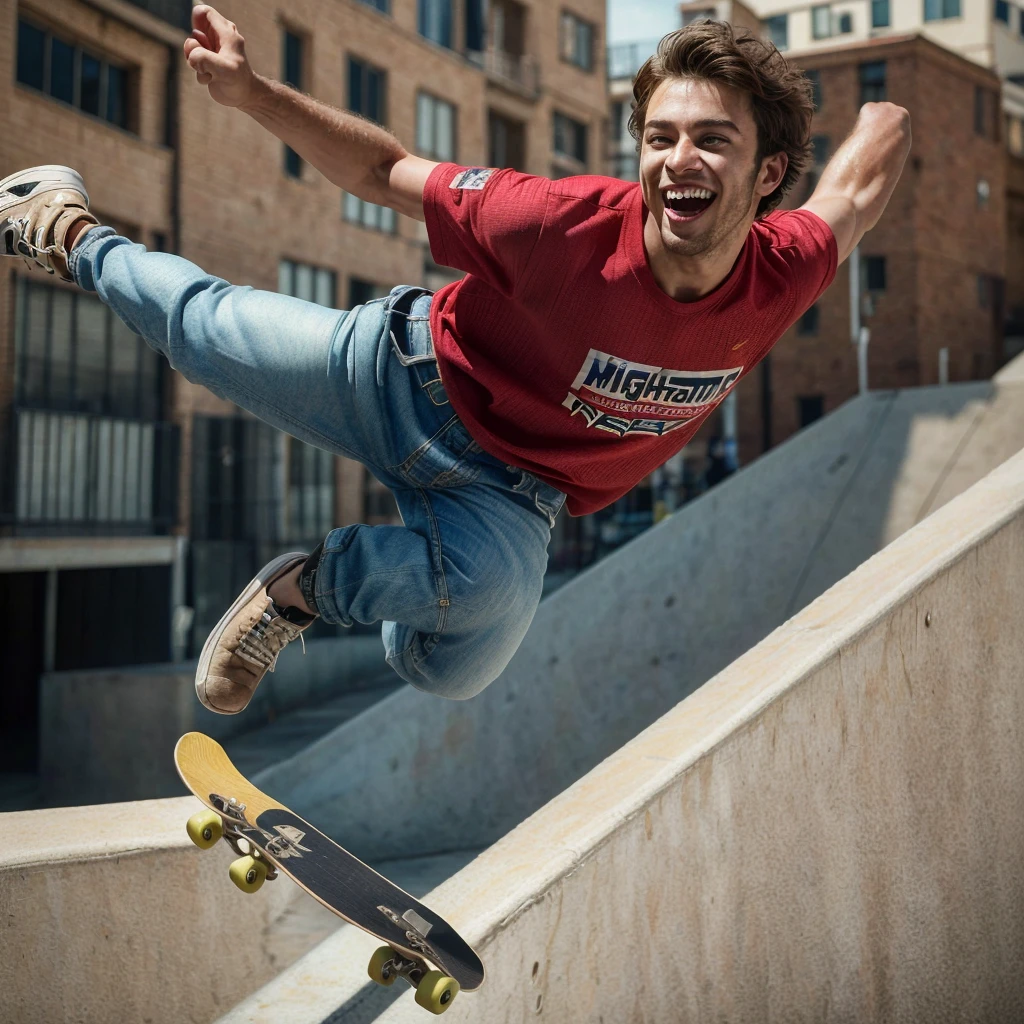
[422,163,551,296]
[772,208,839,316]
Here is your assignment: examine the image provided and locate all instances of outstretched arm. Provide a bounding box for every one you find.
[801,102,911,265]
[184,5,435,221]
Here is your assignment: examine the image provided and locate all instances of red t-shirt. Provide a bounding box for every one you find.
[423,164,838,516]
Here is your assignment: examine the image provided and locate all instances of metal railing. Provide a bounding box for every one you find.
[466,48,540,96]
[0,408,179,536]
[607,39,661,81]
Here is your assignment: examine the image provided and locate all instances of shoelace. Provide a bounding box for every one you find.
[234,605,307,673]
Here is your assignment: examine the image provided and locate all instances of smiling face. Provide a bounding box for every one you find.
[640,76,786,263]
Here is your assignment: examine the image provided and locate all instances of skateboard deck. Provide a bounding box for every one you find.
[174,732,484,1012]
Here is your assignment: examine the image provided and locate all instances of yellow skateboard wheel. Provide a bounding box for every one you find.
[414,971,460,1014]
[186,810,223,850]
[367,946,398,986]
[228,855,268,893]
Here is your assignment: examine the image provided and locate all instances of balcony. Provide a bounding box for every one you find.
[607,39,660,81]
[0,408,179,537]
[466,48,540,99]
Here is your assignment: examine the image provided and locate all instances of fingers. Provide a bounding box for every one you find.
[194,5,243,53]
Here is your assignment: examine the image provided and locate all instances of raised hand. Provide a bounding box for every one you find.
[183,5,258,109]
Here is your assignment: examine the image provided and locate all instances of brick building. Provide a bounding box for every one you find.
[0,0,607,780]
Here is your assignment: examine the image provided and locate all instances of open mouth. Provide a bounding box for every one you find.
[662,187,716,222]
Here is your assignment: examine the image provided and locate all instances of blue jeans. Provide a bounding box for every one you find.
[70,229,565,699]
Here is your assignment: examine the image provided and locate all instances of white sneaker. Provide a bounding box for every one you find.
[0,165,98,281]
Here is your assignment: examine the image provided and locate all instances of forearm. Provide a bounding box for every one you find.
[823,103,911,232]
[240,75,406,206]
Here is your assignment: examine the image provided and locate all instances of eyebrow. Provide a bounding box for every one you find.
[645,118,742,135]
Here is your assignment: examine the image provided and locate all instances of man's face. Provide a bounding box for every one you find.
[639,76,778,260]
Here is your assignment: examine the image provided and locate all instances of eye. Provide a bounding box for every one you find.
[647,134,672,145]
[701,135,727,146]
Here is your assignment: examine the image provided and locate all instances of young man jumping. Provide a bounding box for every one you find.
[0,10,910,713]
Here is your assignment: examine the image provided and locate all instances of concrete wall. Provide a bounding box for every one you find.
[39,635,390,806]
[229,431,1024,1024]
[256,373,1024,864]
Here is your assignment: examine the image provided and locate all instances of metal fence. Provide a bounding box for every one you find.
[0,407,179,536]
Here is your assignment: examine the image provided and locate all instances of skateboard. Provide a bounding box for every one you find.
[174,732,484,1014]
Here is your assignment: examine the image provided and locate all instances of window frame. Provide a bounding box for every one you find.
[416,90,458,162]
[559,9,596,72]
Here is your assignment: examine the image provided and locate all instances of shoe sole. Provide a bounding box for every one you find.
[195,550,309,714]
[0,165,89,208]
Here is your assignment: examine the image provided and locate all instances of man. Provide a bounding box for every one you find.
[0,10,910,713]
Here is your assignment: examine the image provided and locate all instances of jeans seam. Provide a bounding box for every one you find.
[415,486,450,637]
[395,413,460,479]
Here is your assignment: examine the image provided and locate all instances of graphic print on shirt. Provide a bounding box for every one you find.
[563,349,743,438]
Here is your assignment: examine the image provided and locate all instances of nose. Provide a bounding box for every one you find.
[665,135,704,176]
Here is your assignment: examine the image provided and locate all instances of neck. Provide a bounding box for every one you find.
[642,211,749,303]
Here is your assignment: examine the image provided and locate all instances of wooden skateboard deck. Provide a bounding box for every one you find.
[174,732,484,1007]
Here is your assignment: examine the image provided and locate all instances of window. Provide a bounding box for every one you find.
[553,111,588,165]
[872,0,891,26]
[812,5,832,39]
[863,255,886,291]
[282,30,304,178]
[279,259,337,307]
[798,395,825,426]
[806,69,822,110]
[16,19,133,131]
[975,86,998,141]
[1008,114,1024,155]
[466,0,486,51]
[15,279,161,420]
[924,0,960,20]
[343,193,397,233]
[349,278,390,307]
[560,11,595,71]
[357,0,389,10]
[859,61,887,103]
[489,111,527,170]
[811,135,830,165]
[995,0,1010,22]
[838,12,853,31]
[419,0,453,48]
[348,58,386,124]
[798,305,820,336]
[764,14,789,49]
[417,92,457,161]
[287,435,335,541]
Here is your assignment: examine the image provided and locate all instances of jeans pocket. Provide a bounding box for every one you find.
[397,415,483,488]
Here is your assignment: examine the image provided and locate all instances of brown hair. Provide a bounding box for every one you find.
[629,20,815,217]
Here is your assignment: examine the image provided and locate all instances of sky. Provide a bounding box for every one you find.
[607,0,679,45]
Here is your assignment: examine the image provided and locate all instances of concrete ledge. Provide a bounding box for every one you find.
[0,796,305,1024]
[228,448,1024,1022]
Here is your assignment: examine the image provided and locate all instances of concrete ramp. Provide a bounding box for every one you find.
[256,370,1024,866]
[228,432,1024,1023]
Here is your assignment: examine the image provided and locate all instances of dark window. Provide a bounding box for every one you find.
[51,37,76,105]
[489,111,527,170]
[839,12,853,31]
[996,0,1010,22]
[419,0,453,47]
[798,395,825,427]
[859,61,887,103]
[349,278,388,306]
[357,0,390,10]
[15,278,161,420]
[560,11,595,71]
[17,20,45,91]
[806,69,822,110]
[348,58,386,123]
[798,304,820,335]
[924,0,960,20]
[282,31,304,178]
[872,0,891,26]
[811,135,829,165]
[466,0,486,50]
[765,14,788,49]
[16,20,135,132]
[553,111,588,165]
[80,54,102,116]
[864,255,887,291]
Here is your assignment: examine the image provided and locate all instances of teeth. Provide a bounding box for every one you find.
[665,188,714,200]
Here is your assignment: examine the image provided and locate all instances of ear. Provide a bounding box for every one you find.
[758,151,788,197]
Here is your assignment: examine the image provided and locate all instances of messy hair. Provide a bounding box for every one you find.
[629,20,815,217]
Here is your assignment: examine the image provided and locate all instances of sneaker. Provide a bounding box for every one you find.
[195,552,317,714]
[0,165,98,281]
